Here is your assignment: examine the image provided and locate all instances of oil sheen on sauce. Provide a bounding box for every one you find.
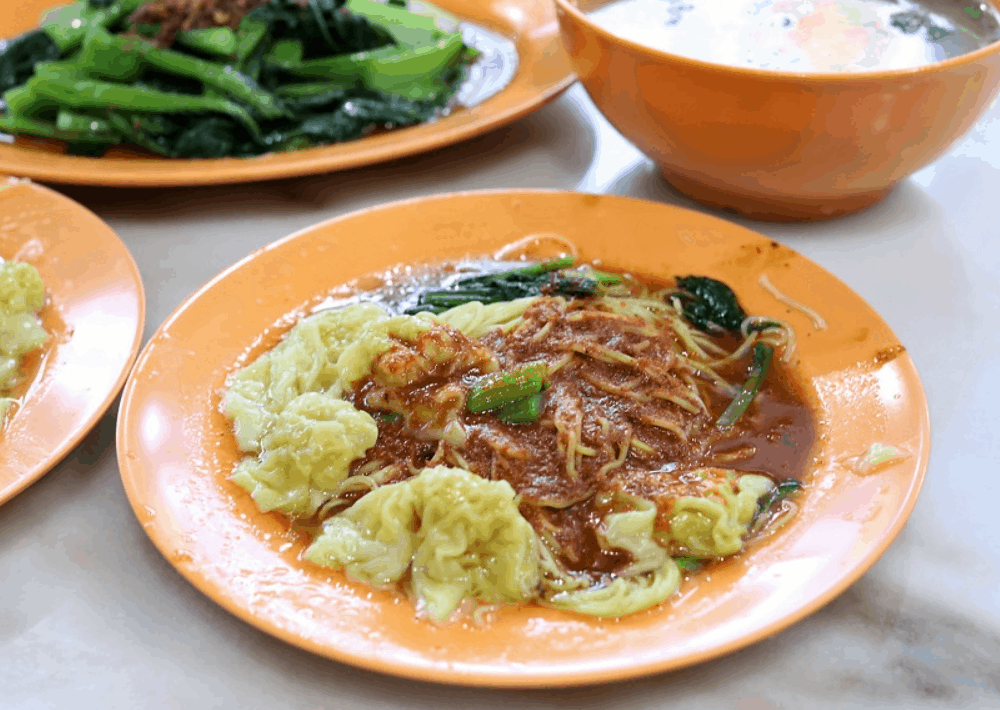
[586,0,1000,71]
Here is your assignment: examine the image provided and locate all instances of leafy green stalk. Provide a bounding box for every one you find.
[407,258,603,314]
[673,556,707,571]
[40,0,147,54]
[24,75,261,134]
[175,27,239,58]
[757,480,802,515]
[80,29,289,119]
[674,275,781,429]
[467,362,547,414]
[345,0,443,48]
[496,393,545,424]
[0,111,119,143]
[715,343,772,429]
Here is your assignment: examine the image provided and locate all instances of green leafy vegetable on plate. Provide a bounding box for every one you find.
[0,0,479,158]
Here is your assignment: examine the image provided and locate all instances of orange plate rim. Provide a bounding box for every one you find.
[116,189,929,687]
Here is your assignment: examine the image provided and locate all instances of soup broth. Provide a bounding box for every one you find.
[587,0,1000,71]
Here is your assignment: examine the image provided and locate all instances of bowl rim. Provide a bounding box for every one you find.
[553,0,1000,82]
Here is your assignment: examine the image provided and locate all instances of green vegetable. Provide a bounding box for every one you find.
[235,17,269,65]
[715,342,772,430]
[0,0,476,158]
[80,28,289,119]
[0,31,61,94]
[674,275,782,429]
[285,32,466,101]
[274,79,358,98]
[467,362,547,414]
[23,75,261,135]
[361,32,465,100]
[675,275,748,333]
[56,108,112,133]
[590,269,622,285]
[673,556,706,571]
[756,480,802,516]
[175,28,239,58]
[0,111,119,143]
[496,393,545,424]
[40,0,147,54]
[264,38,304,69]
[407,258,606,314]
[345,0,443,48]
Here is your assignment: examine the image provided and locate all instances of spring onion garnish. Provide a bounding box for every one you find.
[467,362,547,413]
[376,411,402,423]
[496,392,545,424]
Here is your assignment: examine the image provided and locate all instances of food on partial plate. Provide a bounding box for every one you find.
[222,251,816,621]
[0,258,49,422]
[0,0,487,158]
[586,0,1000,72]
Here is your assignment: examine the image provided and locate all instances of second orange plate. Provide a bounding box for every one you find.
[0,0,574,186]
[117,191,929,687]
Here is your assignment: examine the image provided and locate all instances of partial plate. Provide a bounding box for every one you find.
[0,0,574,186]
[116,190,929,687]
[1,178,145,505]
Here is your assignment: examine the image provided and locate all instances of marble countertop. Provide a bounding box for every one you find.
[1,84,997,708]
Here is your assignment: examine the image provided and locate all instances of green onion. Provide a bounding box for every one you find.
[496,393,545,424]
[467,362,547,413]
[716,343,773,429]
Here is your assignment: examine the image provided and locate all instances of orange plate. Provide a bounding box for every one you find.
[0,0,574,186]
[0,179,144,505]
[117,191,929,687]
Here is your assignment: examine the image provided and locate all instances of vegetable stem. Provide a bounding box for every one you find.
[759,480,802,512]
[673,556,706,571]
[496,393,545,424]
[715,343,773,429]
[467,362,547,414]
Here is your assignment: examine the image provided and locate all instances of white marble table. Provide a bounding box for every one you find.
[1,83,998,708]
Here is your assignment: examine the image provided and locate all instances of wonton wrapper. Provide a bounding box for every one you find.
[231,392,378,517]
[305,466,541,622]
[223,304,432,452]
[0,260,48,415]
[544,495,682,617]
[669,473,773,557]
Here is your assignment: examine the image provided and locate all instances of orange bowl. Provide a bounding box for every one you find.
[554,0,1000,220]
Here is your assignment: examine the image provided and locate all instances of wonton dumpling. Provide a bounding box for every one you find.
[305,466,541,621]
[668,473,773,557]
[544,494,681,617]
[231,392,378,517]
[0,261,46,363]
[223,304,432,452]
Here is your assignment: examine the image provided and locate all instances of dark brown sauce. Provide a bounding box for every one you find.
[339,265,817,581]
[704,355,815,482]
